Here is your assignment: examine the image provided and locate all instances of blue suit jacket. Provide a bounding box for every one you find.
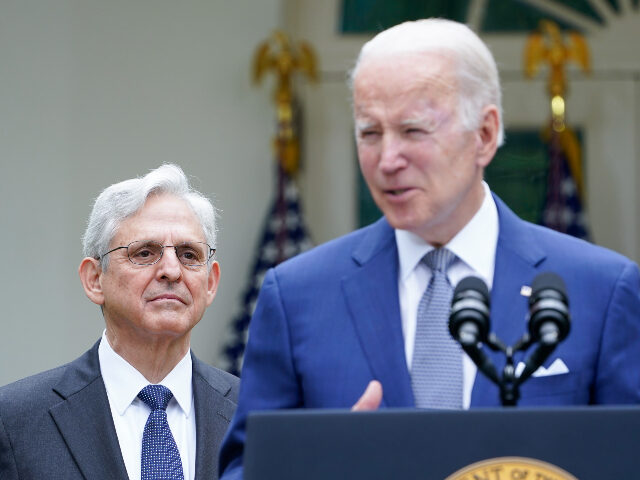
[0,340,239,480]
[219,195,640,478]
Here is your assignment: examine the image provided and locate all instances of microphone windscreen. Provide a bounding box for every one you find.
[530,272,567,303]
[528,271,570,342]
[450,276,490,343]
[454,276,489,300]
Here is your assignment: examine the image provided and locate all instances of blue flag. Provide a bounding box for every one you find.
[541,130,589,240]
[223,171,313,375]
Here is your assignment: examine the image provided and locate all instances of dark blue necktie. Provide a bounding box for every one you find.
[138,384,185,480]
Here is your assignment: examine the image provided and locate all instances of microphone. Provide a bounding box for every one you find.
[449,276,490,346]
[517,272,571,385]
[528,272,570,346]
[449,276,500,385]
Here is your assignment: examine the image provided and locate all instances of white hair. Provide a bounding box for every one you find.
[350,18,504,146]
[82,164,217,269]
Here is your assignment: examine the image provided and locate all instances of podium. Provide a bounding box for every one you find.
[244,406,640,480]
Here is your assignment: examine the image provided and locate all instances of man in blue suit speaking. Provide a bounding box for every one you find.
[219,18,640,478]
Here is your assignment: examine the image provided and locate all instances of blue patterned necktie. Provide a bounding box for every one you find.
[138,384,185,480]
[411,248,462,409]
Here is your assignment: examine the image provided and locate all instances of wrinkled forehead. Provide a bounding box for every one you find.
[353,52,459,105]
[113,193,205,244]
[357,50,457,84]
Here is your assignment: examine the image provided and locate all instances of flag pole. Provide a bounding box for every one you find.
[524,20,590,239]
[223,32,317,374]
[253,30,317,263]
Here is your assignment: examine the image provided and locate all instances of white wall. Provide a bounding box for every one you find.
[0,0,283,385]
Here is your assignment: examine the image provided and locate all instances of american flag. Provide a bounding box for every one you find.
[223,168,313,375]
[541,129,589,240]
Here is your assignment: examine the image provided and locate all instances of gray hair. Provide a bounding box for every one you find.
[350,18,504,146]
[82,164,217,269]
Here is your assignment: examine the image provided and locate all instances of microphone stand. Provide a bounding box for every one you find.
[477,333,559,406]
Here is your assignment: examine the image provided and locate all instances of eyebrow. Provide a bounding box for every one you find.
[399,119,427,128]
[355,115,438,131]
[355,120,377,131]
[402,119,437,131]
[403,109,447,128]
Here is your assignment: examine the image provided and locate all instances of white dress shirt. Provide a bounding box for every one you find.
[396,182,499,409]
[98,331,197,480]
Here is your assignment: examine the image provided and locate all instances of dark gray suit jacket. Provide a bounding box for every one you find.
[0,340,239,479]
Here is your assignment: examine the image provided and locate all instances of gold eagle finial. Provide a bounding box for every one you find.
[252,31,318,175]
[524,20,590,126]
[524,20,590,199]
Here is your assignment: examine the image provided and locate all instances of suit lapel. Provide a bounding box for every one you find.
[49,342,128,480]
[193,355,236,480]
[471,196,546,406]
[342,218,414,407]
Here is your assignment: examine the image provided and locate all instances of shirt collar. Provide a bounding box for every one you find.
[396,182,498,285]
[98,331,193,417]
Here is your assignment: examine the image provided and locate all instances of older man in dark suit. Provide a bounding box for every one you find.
[0,164,238,479]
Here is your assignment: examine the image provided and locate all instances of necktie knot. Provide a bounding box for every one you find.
[138,384,173,411]
[423,248,456,273]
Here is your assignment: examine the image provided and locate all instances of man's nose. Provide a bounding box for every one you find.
[156,247,183,281]
[379,134,407,173]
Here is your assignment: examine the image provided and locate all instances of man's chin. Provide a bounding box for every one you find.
[140,317,195,337]
[383,212,426,234]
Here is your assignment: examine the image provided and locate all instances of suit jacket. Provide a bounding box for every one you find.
[219,195,640,479]
[0,340,239,480]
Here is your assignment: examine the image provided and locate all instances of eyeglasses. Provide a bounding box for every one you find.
[100,240,215,267]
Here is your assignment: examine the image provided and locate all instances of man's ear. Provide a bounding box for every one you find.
[206,261,221,307]
[78,257,105,306]
[476,104,500,168]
